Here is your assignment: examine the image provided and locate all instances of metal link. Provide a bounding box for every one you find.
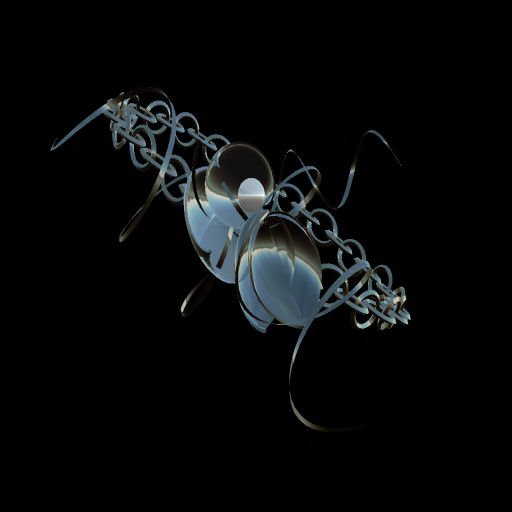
[130,104,158,124]
[272,192,409,330]
[115,126,146,147]
[100,96,230,208]
[187,128,218,151]
[325,230,353,255]
[296,205,321,225]
[155,112,186,133]
[139,148,178,176]
[306,208,338,246]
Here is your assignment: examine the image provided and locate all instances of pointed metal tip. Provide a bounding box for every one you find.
[393,152,403,168]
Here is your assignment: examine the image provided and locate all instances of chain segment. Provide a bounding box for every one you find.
[104,93,230,206]
[272,170,410,331]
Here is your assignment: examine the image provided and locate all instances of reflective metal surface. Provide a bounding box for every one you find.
[238,178,266,213]
[205,142,274,229]
[238,212,322,328]
[184,165,239,283]
[50,87,411,432]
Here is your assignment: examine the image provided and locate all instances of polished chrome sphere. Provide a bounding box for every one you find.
[204,142,274,229]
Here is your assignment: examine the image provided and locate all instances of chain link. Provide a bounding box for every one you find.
[276,198,410,330]
[104,95,230,204]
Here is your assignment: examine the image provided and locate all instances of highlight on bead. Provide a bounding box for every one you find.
[51,87,410,432]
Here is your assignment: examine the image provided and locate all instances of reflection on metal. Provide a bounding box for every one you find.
[51,88,410,432]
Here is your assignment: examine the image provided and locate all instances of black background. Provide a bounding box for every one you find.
[6,9,484,469]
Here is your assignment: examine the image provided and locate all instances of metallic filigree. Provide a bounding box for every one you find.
[51,88,410,431]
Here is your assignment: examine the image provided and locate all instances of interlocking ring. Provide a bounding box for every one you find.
[175,112,200,147]
[129,125,157,170]
[306,208,338,246]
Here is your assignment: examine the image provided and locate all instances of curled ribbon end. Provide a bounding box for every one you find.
[180,274,216,318]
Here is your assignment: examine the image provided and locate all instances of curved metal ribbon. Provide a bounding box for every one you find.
[51,87,171,151]
[289,261,371,432]
[275,130,401,213]
[272,131,409,431]
[180,274,216,317]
